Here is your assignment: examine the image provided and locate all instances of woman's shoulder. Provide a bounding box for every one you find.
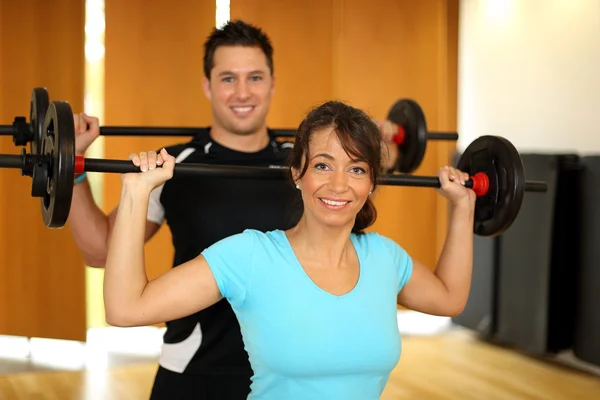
[236,229,288,249]
[351,231,408,255]
[204,229,287,259]
[240,228,285,240]
[351,231,387,245]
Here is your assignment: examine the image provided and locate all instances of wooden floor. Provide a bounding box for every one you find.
[1,329,599,400]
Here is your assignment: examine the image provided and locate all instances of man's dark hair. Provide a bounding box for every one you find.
[203,20,274,79]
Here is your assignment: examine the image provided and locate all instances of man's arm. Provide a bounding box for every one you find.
[69,175,161,268]
[375,120,399,171]
[382,141,399,171]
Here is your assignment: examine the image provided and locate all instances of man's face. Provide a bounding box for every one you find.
[203,45,275,136]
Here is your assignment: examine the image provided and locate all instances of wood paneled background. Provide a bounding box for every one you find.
[0,0,86,341]
[0,0,458,340]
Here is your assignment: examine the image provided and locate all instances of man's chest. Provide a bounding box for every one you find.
[161,175,301,240]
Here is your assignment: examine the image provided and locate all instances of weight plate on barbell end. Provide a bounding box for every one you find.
[40,101,75,229]
[456,135,525,237]
[386,99,428,173]
[31,163,48,197]
[30,87,50,155]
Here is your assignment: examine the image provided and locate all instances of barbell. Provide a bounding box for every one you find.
[0,88,458,173]
[1,100,546,237]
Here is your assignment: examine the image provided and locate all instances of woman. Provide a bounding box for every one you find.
[104,101,475,399]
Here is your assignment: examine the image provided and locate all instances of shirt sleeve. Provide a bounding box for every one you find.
[377,234,414,293]
[147,147,197,226]
[146,183,165,225]
[201,230,257,309]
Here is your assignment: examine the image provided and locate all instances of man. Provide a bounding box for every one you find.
[70,20,399,399]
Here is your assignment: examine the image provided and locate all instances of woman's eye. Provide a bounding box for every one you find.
[351,167,366,174]
[314,163,329,170]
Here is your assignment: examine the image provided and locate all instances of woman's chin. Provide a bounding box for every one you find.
[314,213,356,230]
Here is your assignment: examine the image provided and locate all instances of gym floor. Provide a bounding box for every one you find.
[1,315,599,399]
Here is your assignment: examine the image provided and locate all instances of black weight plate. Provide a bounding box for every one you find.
[40,101,75,228]
[30,87,50,155]
[31,163,48,197]
[457,135,525,237]
[386,99,427,173]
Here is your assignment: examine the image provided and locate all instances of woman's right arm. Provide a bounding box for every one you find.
[103,149,223,327]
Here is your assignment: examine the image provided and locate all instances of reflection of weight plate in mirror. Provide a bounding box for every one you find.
[0,100,547,236]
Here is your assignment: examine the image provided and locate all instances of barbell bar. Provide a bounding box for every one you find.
[1,100,546,237]
[93,99,459,176]
[1,88,459,173]
[97,126,298,140]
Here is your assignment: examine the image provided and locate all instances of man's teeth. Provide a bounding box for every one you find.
[321,198,349,206]
[233,107,253,112]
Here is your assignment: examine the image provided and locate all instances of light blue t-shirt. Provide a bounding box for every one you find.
[202,229,413,400]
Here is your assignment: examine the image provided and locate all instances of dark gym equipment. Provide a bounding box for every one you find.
[466,154,582,356]
[0,100,546,233]
[494,154,581,356]
[573,156,600,367]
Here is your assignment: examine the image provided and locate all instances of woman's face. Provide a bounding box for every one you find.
[293,127,373,231]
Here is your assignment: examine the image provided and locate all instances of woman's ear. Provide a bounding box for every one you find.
[291,168,301,189]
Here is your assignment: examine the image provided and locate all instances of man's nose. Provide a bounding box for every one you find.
[235,80,251,99]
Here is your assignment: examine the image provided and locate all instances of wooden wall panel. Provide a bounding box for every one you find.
[231,0,335,129]
[0,0,86,341]
[434,0,459,256]
[104,0,216,283]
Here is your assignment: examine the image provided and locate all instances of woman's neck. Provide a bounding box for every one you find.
[285,216,355,269]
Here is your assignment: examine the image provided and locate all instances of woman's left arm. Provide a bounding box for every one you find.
[397,166,475,316]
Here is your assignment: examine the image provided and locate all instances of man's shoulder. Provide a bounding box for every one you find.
[268,132,295,153]
[159,127,212,161]
[161,127,294,165]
